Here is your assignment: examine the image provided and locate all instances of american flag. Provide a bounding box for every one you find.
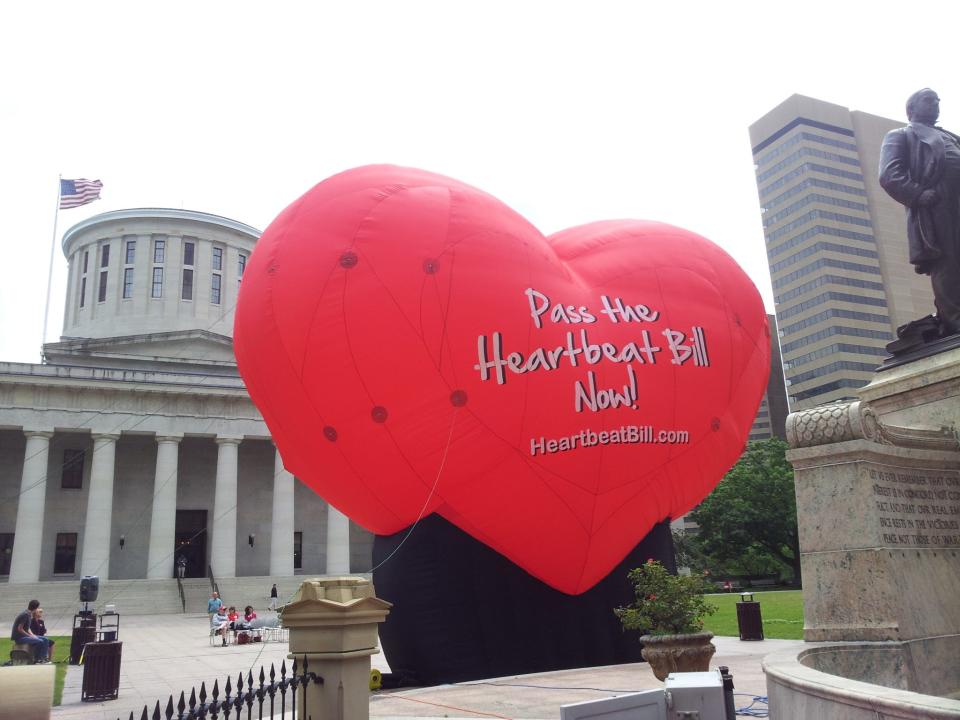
[59,178,103,209]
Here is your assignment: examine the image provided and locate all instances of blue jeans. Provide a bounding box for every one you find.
[15,636,47,662]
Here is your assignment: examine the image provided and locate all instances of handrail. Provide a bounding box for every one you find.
[207,564,220,596]
[175,575,186,613]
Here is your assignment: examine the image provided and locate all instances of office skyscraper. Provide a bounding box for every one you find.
[749,95,935,410]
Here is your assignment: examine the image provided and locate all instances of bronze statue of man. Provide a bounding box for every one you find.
[880,89,960,337]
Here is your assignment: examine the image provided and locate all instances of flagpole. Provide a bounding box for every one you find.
[41,175,62,356]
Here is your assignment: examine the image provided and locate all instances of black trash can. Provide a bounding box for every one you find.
[82,641,122,701]
[70,613,97,664]
[735,592,764,641]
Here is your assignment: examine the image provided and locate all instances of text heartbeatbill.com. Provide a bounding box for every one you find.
[530,425,691,456]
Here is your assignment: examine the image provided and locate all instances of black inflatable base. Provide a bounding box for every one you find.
[372,515,675,685]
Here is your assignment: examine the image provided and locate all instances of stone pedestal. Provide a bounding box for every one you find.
[789,434,960,646]
[772,347,960,712]
[282,577,391,720]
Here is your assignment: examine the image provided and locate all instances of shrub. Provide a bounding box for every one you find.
[614,560,717,635]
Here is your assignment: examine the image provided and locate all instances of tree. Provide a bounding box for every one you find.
[671,529,712,575]
[690,438,801,580]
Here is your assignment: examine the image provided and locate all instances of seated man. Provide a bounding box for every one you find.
[11,599,47,663]
[211,607,231,647]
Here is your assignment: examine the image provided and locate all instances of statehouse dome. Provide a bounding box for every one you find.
[51,209,261,372]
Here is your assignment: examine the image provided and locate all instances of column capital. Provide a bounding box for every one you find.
[215,436,243,446]
[23,429,54,439]
[155,433,184,444]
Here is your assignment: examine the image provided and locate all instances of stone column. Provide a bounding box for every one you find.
[283,577,391,720]
[211,436,241,578]
[8,430,54,584]
[326,504,351,574]
[80,433,119,580]
[270,448,295,576]
[146,434,183,579]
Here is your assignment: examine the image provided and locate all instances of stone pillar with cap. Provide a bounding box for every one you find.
[282,577,391,720]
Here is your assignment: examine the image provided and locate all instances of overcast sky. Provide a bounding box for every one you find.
[1,1,955,363]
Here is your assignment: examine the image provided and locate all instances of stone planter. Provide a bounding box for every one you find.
[639,632,716,681]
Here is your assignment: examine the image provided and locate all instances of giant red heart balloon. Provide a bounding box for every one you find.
[235,165,769,594]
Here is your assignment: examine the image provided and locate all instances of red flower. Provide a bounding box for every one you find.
[646,558,655,565]
[647,594,657,601]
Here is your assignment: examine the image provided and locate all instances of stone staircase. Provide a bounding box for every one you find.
[0,575,358,628]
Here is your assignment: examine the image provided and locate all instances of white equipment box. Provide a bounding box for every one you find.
[664,670,725,720]
[559,670,727,720]
[560,689,666,720]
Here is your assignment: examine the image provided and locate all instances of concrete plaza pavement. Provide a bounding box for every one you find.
[368,635,795,720]
[46,613,800,720]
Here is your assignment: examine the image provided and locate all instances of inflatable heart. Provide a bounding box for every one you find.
[235,165,769,594]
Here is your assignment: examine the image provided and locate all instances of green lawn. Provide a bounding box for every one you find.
[701,590,804,640]
[1,636,71,705]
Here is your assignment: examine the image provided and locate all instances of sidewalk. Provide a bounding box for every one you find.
[52,613,352,720]
[369,636,798,719]
[48,613,799,720]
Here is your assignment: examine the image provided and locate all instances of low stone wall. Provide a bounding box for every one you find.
[0,664,54,720]
[794,637,960,698]
[907,634,960,697]
[800,641,912,690]
[764,644,960,719]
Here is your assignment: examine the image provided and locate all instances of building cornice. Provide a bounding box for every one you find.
[46,328,235,353]
[0,360,249,394]
[62,208,261,253]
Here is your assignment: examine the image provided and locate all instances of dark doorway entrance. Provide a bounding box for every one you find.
[175,510,208,578]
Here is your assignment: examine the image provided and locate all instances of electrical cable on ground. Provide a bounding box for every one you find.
[734,693,769,717]
[375,694,514,720]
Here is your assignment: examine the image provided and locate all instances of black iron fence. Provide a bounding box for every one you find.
[120,656,322,720]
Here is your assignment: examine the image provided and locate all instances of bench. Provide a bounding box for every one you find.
[248,618,286,643]
[260,626,288,643]
[715,580,742,592]
[9,643,35,665]
[750,578,778,588]
[211,626,283,646]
